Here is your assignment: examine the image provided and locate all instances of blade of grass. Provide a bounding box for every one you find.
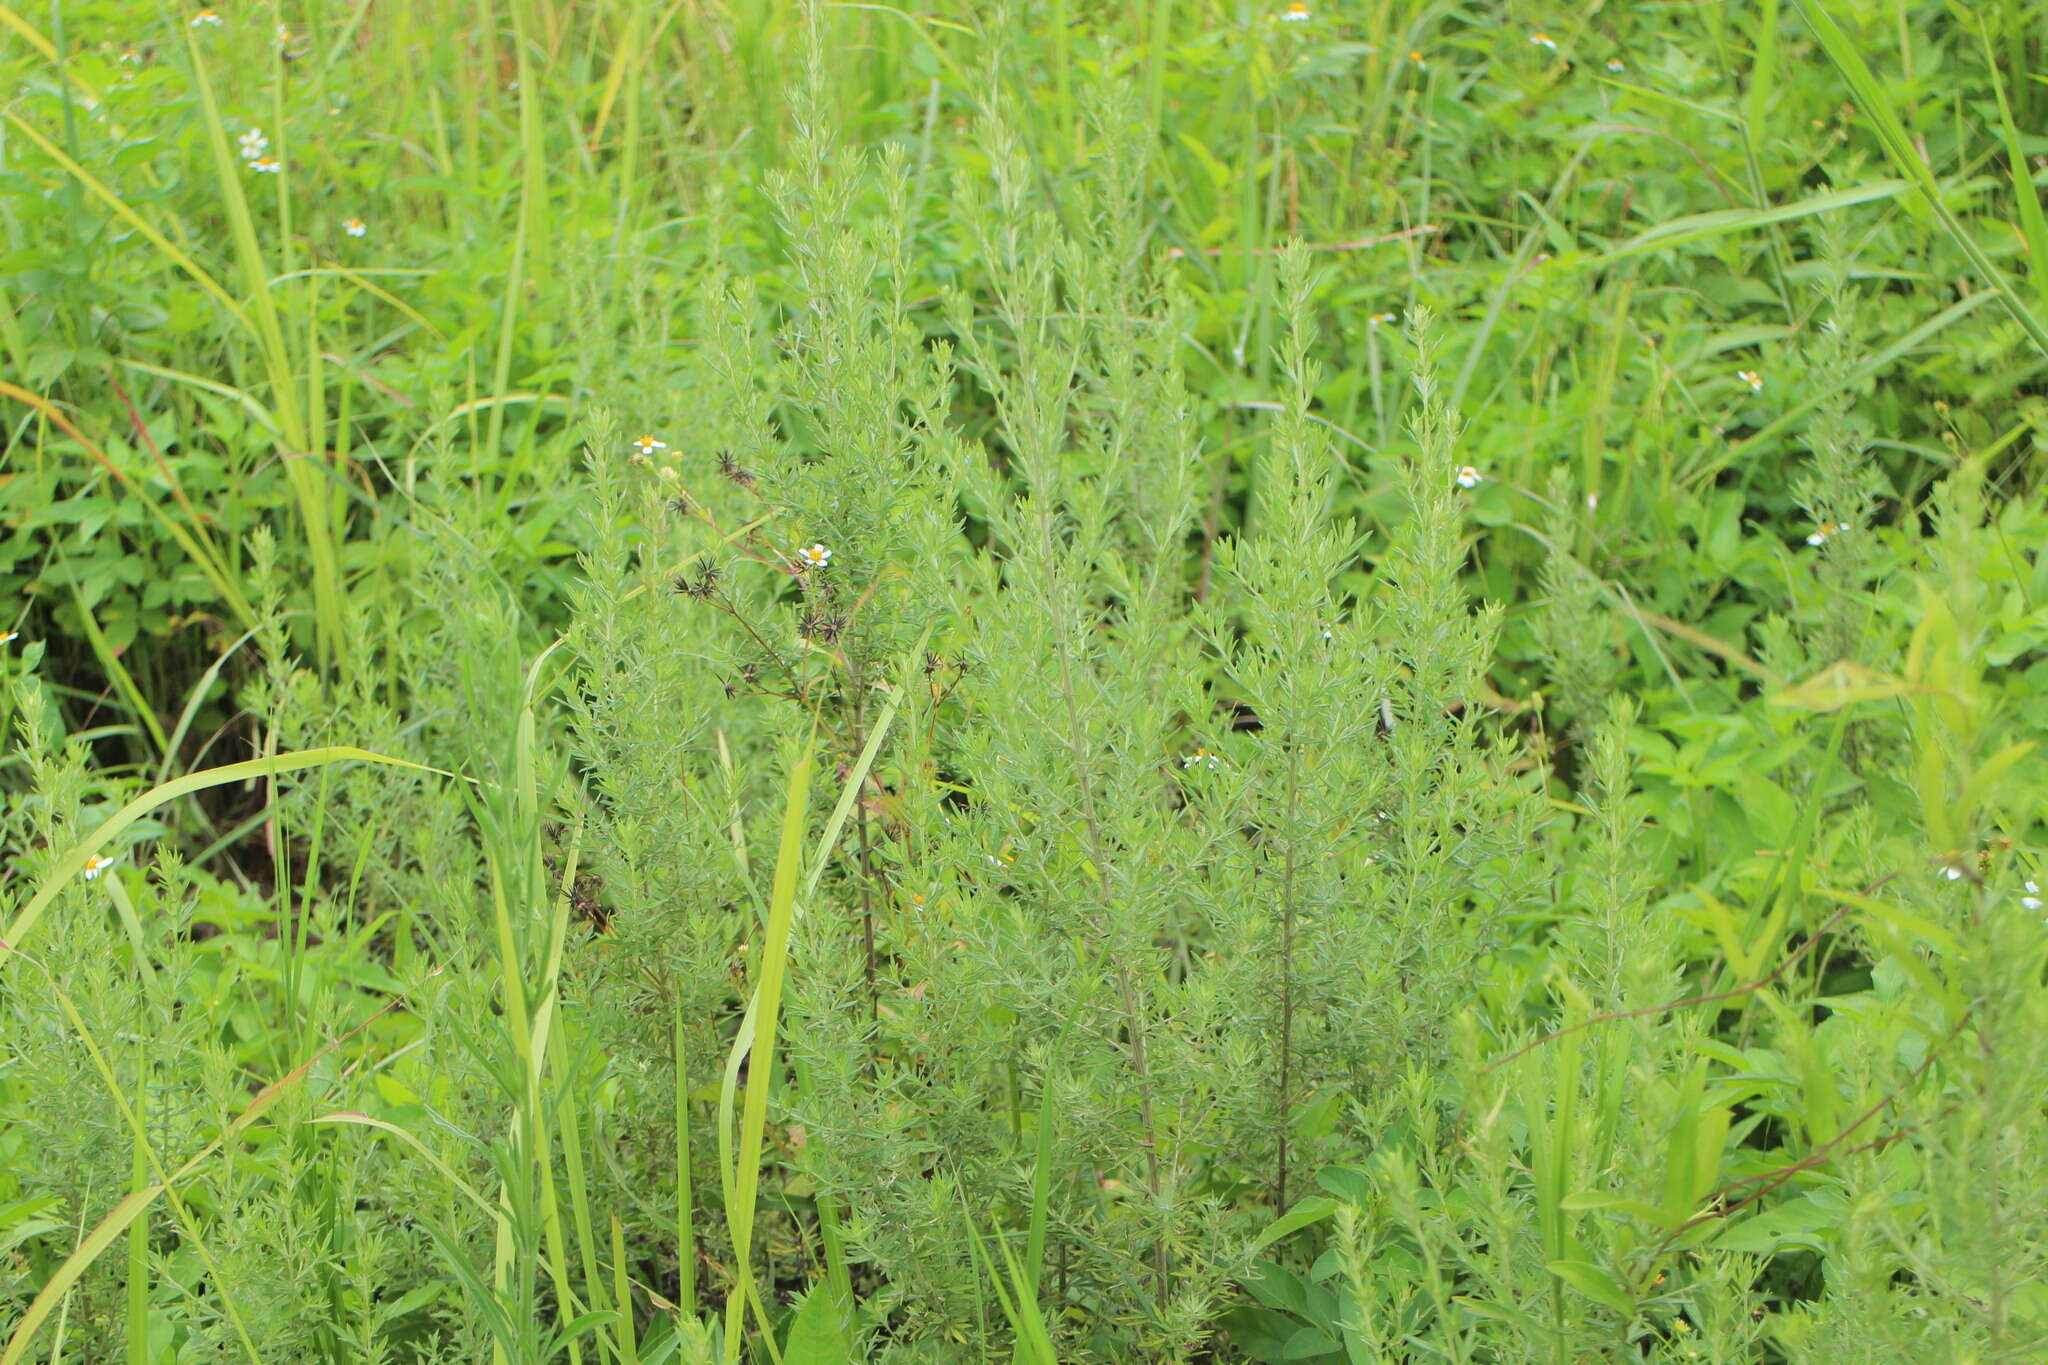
[157,628,260,787]
[710,658,918,1352]
[1793,0,2048,358]
[60,574,168,757]
[181,32,348,674]
[719,734,816,1363]
[486,0,544,477]
[1,746,457,956]
[1979,17,2048,319]
[613,1212,642,1364]
[676,992,700,1320]
[1599,180,1908,262]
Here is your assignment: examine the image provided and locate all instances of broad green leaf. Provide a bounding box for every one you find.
[782,1284,852,1365]
[1251,1197,1338,1254]
[1280,1326,1342,1360]
[1769,661,1914,711]
[1545,1259,1636,1317]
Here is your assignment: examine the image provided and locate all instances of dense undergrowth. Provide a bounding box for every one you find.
[4,1,2048,1362]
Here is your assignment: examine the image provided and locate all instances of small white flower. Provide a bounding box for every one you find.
[343,217,367,238]
[1278,1,1310,20]
[1408,49,1428,70]
[191,8,222,27]
[1807,520,1851,547]
[1455,465,1483,489]
[248,155,281,174]
[1738,368,1763,393]
[0,631,18,646]
[1605,57,1625,73]
[83,853,120,881]
[239,129,269,160]
[1320,623,1334,641]
[1530,32,1558,52]
[1181,748,1222,771]
[1586,492,1600,511]
[1942,865,1965,881]
[2022,880,2042,912]
[629,434,667,456]
[797,543,832,568]
[1368,312,1397,327]
[1820,318,1839,334]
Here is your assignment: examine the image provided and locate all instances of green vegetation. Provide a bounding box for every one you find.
[4,1,2048,1361]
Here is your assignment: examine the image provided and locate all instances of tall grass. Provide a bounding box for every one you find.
[4,1,2048,1362]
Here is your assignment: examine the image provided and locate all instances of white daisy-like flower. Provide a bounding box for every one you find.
[797,543,832,568]
[1530,32,1558,51]
[2022,880,2042,912]
[1605,57,1625,73]
[343,217,367,238]
[191,8,222,27]
[239,128,269,160]
[1942,864,1965,881]
[1738,369,1763,393]
[248,155,281,174]
[0,630,18,646]
[1279,1,1310,20]
[1806,520,1851,547]
[1181,747,1222,771]
[1455,465,1483,489]
[1408,49,1428,70]
[1368,312,1397,326]
[628,434,667,456]
[1320,623,1334,640]
[83,853,120,881]
[1586,492,1600,511]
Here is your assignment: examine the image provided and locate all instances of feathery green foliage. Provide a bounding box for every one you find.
[5,2,2048,1362]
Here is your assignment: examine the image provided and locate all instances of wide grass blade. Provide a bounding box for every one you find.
[1600,180,1908,261]
[1979,16,2048,318]
[718,736,816,1362]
